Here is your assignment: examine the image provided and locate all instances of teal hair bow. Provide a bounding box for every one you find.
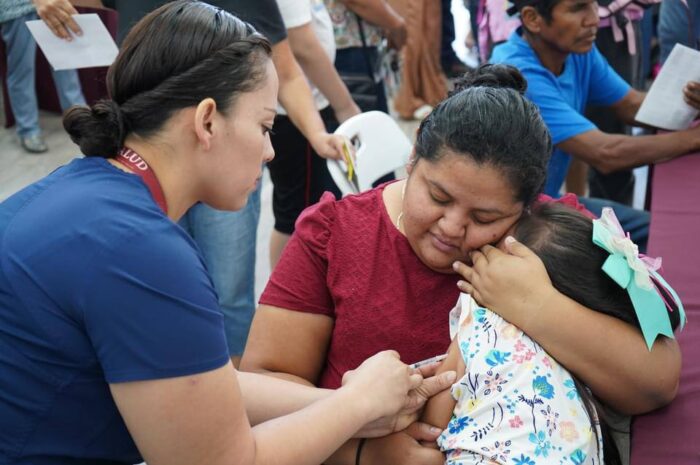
[593,208,686,350]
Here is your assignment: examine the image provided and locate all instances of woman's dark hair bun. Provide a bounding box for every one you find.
[451,63,527,96]
[63,100,126,158]
[414,61,549,207]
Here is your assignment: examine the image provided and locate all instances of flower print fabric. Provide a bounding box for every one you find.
[323,0,383,49]
[437,294,603,465]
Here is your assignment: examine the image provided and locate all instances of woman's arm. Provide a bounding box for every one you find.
[286,23,360,123]
[240,304,333,385]
[454,239,681,415]
[110,353,423,465]
[341,0,407,49]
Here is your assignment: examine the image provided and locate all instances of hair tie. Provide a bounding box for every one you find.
[592,207,686,349]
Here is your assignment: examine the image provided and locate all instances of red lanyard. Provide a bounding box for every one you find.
[115,147,168,214]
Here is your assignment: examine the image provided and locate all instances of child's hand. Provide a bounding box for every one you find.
[453,237,558,329]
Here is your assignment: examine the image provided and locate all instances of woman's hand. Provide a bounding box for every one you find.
[361,423,445,465]
[453,237,558,328]
[352,361,457,438]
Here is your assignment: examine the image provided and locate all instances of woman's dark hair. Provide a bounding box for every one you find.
[514,202,681,465]
[413,64,552,207]
[63,0,272,158]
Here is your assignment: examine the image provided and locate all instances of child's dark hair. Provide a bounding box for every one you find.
[63,0,272,158]
[514,202,680,465]
[414,64,552,207]
[515,203,681,331]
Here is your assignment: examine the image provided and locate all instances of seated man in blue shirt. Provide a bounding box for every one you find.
[490,0,700,249]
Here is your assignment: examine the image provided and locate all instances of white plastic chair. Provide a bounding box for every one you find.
[328,111,412,196]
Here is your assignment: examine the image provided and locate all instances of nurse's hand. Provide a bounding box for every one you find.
[354,361,457,438]
[361,423,446,465]
[453,237,558,329]
[684,81,700,110]
[341,350,424,429]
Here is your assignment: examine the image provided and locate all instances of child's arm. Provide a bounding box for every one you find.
[420,339,465,432]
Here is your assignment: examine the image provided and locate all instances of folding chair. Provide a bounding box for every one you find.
[328,111,412,196]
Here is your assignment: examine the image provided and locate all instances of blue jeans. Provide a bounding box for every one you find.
[577,196,650,253]
[1,12,85,137]
[659,0,700,63]
[179,183,261,356]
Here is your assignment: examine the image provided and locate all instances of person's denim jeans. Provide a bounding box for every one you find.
[1,12,85,137]
[577,196,650,253]
[179,183,261,356]
[659,0,700,63]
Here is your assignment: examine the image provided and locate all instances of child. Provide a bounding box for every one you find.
[422,203,685,465]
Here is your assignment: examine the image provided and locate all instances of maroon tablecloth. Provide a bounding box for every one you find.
[630,153,700,463]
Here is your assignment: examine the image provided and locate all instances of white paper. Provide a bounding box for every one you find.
[26,14,118,71]
[635,44,700,130]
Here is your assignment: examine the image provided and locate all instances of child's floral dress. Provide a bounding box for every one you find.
[436,294,604,465]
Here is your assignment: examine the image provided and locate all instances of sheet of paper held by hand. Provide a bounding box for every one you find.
[635,44,700,131]
[26,14,118,71]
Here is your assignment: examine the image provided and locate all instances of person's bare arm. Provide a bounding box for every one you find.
[609,88,646,126]
[110,352,430,465]
[33,0,82,39]
[271,39,347,160]
[286,23,360,123]
[557,125,700,174]
[454,240,682,415]
[340,0,406,49]
[240,304,333,385]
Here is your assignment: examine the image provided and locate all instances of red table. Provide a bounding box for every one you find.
[630,153,700,463]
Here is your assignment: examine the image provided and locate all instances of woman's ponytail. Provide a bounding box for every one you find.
[63,100,126,158]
